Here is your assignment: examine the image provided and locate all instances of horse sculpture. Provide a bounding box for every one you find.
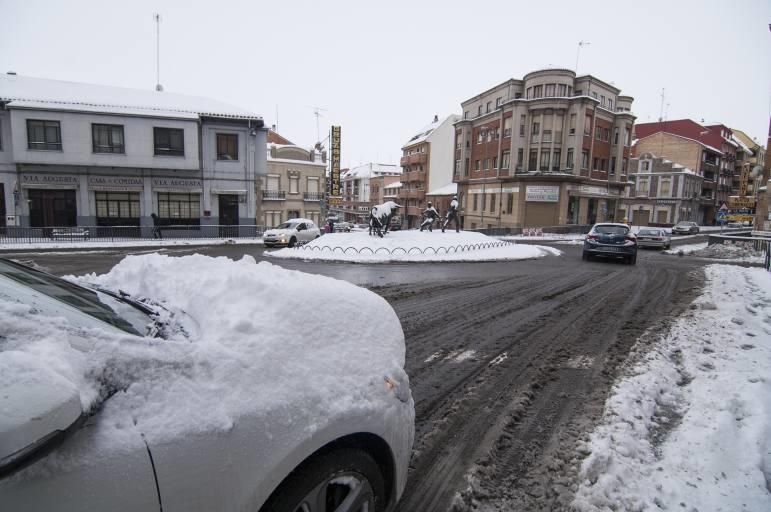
[369,201,401,238]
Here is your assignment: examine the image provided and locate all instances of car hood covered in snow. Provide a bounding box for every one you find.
[0,254,410,466]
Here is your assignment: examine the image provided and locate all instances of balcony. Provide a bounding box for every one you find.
[400,155,410,166]
[408,153,428,165]
[401,189,425,199]
[406,206,423,217]
[403,170,426,182]
[303,192,324,201]
[262,190,286,200]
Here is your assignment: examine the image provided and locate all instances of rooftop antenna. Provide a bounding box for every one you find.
[154,13,163,92]
[575,41,590,74]
[309,105,327,144]
[658,88,665,122]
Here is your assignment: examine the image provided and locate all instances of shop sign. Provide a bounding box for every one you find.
[152,178,203,189]
[728,197,754,208]
[329,125,341,202]
[20,174,79,187]
[526,185,559,202]
[88,176,144,190]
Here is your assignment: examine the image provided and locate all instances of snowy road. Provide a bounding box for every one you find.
[1,241,758,510]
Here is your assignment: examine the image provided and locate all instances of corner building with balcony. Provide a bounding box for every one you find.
[454,69,635,229]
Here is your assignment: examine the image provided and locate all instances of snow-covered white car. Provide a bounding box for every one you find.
[263,218,321,248]
[0,255,414,512]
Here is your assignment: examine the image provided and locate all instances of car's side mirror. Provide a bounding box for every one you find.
[0,366,84,479]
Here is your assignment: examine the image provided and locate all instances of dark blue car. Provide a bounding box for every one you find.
[582,223,638,264]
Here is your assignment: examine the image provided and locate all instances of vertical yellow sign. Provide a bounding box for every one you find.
[330,126,341,198]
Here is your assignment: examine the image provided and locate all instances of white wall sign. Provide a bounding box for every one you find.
[20,174,78,187]
[88,176,144,190]
[526,185,559,202]
[152,178,203,189]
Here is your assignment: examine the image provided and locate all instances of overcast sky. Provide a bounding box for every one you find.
[2,0,769,168]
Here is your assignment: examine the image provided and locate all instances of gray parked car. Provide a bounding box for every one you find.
[0,258,414,512]
[637,228,671,249]
[672,221,700,235]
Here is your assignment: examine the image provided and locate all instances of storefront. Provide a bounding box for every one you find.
[20,173,80,228]
[88,176,144,227]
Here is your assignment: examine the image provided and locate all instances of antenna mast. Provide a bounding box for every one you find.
[575,41,590,74]
[154,13,163,91]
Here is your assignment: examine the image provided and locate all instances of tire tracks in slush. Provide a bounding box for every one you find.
[382,259,705,512]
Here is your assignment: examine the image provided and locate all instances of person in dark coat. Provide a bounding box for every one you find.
[420,202,439,232]
[442,195,460,233]
[151,213,163,239]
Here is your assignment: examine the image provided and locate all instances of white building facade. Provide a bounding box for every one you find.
[0,74,266,231]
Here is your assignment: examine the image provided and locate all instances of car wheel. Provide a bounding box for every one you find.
[261,448,386,512]
[288,237,297,248]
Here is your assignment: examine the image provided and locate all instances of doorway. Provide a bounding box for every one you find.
[28,189,77,227]
[587,199,598,225]
[218,194,239,237]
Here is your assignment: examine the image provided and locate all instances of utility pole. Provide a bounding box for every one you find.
[154,13,163,91]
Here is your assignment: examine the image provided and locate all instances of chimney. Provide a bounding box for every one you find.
[433,114,438,123]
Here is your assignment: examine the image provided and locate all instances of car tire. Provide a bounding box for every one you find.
[261,447,386,512]
[288,237,297,248]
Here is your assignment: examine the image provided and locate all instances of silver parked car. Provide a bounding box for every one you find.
[636,228,671,249]
[0,257,414,512]
[672,221,700,235]
[263,218,321,247]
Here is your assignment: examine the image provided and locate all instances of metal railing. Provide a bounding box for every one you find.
[0,225,267,244]
[262,190,286,200]
[707,233,771,254]
[289,240,511,256]
[303,192,324,201]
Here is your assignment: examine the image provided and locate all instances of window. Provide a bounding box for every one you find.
[473,194,478,211]
[154,127,184,156]
[533,85,543,98]
[157,192,200,225]
[622,158,628,174]
[478,105,483,116]
[558,84,567,96]
[541,149,550,171]
[581,150,589,169]
[464,111,469,119]
[532,122,540,135]
[637,179,649,195]
[515,92,522,99]
[566,148,574,169]
[516,149,523,170]
[289,175,299,194]
[477,130,484,144]
[608,99,613,111]
[475,160,481,171]
[216,133,238,160]
[584,115,592,136]
[520,115,526,136]
[27,120,62,150]
[483,158,489,170]
[455,133,462,149]
[481,193,486,211]
[486,101,492,113]
[593,157,599,170]
[503,117,512,137]
[569,114,576,135]
[610,156,617,174]
[92,124,125,154]
[595,128,602,141]
[600,95,605,107]
[95,192,140,223]
[592,92,598,99]
[660,179,671,197]
[490,193,495,213]
[264,211,282,227]
[492,157,497,169]
[613,128,619,145]
[506,193,514,213]
[553,150,561,171]
[496,97,502,108]
[545,84,555,97]
[501,150,510,170]
[455,159,461,175]
[528,149,538,171]
[542,129,552,143]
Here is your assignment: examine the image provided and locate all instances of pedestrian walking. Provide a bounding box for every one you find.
[151,213,163,239]
[442,195,460,233]
[420,202,439,232]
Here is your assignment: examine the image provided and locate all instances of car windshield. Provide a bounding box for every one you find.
[275,222,300,230]
[675,222,692,227]
[0,258,151,336]
[639,229,660,235]
[594,225,629,235]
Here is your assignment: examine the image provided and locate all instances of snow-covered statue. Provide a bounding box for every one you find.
[369,201,401,238]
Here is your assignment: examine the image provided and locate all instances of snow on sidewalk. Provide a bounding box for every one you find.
[572,265,771,512]
[0,238,263,251]
[266,230,561,263]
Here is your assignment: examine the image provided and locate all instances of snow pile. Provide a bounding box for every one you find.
[268,231,561,263]
[572,265,771,511]
[0,254,410,462]
[666,242,766,263]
